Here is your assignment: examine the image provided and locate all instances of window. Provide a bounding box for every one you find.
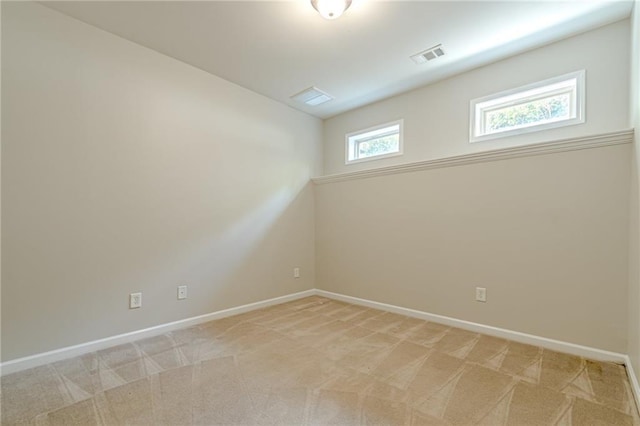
[346,120,403,164]
[470,70,585,143]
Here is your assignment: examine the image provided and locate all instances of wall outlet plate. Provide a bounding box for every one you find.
[177,285,187,300]
[130,292,142,309]
[475,287,487,302]
[294,267,300,278]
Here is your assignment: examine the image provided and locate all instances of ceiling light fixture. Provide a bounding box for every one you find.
[311,0,352,20]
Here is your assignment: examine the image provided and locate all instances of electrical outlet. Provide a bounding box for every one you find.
[475,287,487,302]
[130,292,142,309]
[177,285,188,300]
[293,267,300,278]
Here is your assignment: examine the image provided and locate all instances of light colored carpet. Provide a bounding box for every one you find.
[1,296,638,425]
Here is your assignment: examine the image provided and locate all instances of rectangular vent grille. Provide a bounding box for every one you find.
[410,44,445,65]
[291,86,333,106]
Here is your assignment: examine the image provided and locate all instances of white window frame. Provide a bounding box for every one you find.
[345,119,403,165]
[469,70,585,143]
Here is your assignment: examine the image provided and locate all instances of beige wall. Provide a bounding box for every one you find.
[323,20,630,176]
[2,1,635,364]
[316,19,632,353]
[316,145,630,352]
[1,2,322,362]
[628,0,640,379]
[0,0,3,364]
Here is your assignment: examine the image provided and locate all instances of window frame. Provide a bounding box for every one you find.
[469,70,586,143]
[345,119,404,165]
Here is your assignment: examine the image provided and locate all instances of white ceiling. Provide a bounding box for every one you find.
[43,1,633,119]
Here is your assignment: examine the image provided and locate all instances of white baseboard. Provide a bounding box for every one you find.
[623,355,640,413]
[0,289,316,376]
[317,290,640,415]
[2,284,637,409]
[315,289,628,364]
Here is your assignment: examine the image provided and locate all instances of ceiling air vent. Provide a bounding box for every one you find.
[291,86,333,106]
[410,44,445,65]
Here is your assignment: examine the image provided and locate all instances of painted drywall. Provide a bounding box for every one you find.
[315,145,630,352]
[628,0,640,381]
[323,20,630,176]
[0,0,3,365]
[316,19,632,353]
[1,2,322,362]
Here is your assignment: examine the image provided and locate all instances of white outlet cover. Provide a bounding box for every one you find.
[177,285,188,300]
[130,292,142,309]
[294,268,300,278]
[475,287,487,302]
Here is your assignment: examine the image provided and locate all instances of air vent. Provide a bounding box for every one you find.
[291,86,333,106]
[410,44,445,65]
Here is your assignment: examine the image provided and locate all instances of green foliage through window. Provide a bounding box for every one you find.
[347,121,402,163]
[357,135,399,159]
[470,71,583,142]
[486,94,570,133]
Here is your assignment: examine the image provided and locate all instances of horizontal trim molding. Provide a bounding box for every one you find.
[315,289,627,364]
[0,289,316,376]
[313,129,634,185]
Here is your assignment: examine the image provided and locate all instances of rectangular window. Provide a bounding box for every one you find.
[470,70,585,143]
[346,120,403,164]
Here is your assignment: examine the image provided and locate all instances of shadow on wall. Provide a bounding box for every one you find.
[178,180,315,307]
[2,150,314,361]
[1,0,322,362]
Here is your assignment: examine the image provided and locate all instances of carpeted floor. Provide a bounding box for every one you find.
[1,296,639,425]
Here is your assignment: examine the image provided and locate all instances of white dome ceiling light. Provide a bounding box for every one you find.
[310,0,352,20]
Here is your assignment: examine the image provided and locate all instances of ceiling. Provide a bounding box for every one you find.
[43,1,633,119]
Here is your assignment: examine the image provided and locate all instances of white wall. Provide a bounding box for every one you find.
[0,0,4,365]
[315,146,630,352]
[2,1,634,363]
[316,19,632,352]
[1,2,322,362]
[323,20,630,175]
[628,0,640,380]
